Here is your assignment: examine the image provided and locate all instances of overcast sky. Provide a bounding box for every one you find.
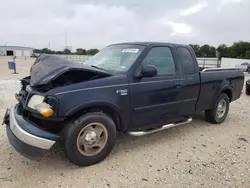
[0,0,249,50]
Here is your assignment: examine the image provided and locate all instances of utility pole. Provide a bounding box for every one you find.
[65,28,68,58]
[65,28,68,49]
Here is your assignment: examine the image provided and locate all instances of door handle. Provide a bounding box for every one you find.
[176,84,183,88]
[175,81,184,88]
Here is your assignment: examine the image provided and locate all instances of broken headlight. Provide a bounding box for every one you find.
[27,95,45,109]
[27,95,55,117]
[34,102,54,117]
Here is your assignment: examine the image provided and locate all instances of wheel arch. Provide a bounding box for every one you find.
[210,84,233,109]
[65,101,125,132]
[221,88,233,102]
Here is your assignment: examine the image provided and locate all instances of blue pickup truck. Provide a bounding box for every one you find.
[3,42,244,166]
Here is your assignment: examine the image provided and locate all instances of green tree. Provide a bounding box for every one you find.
[41,48,52,54]
[189,44,202,57]
[33,49,42,53]
[228,47,237,58]
[76,48,87,55]
[55,51,63,54]
[217,44,229,60]
[200,45,216,57]
[245,50,250,59]
[87,49,99,55]
[210,46,216,58]
[63,48,71,54]
[200,45,210,57]
[229,41,250,58]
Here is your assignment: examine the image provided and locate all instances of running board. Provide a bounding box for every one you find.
[128,117,192,136]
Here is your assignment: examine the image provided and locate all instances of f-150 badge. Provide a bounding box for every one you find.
[116,89,128,96]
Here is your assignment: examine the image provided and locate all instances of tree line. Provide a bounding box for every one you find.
[190,41,250,60]
[33,41,250,60]
[33,48,99,56]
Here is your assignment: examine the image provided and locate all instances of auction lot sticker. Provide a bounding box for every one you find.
[122,49,139,53]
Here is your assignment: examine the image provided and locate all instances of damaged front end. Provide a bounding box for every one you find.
[14,55,113,132]
[29,54,112,91]
[3,54,116,160]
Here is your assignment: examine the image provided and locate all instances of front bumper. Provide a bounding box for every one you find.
[246,82,250,94]
[4,105,60,161]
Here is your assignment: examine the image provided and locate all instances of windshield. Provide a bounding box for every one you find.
[84,44,145,73]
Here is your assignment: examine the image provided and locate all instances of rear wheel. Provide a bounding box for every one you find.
[62,112,116,166]
[205,93,229,124]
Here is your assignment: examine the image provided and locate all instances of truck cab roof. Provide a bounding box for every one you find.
[110,42,190,48]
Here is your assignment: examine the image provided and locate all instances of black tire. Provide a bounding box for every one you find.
[246,90,250,95]
[62,112,116,166]
[205,93,229,124]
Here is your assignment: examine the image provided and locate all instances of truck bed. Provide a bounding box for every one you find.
[196,68,244,111]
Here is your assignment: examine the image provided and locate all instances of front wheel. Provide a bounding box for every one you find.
[205,93,229,124]
[62,112,117,166]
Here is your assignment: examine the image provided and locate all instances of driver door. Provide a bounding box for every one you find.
[128,46,183,129]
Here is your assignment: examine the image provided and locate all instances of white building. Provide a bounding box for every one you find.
[0,46,34,57]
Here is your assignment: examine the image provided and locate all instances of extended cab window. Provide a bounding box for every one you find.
[178,47,196,74]
[143,47,175,76]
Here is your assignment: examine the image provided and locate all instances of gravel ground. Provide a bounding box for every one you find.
[0,62,249,187]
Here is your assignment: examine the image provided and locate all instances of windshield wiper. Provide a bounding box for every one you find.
[91,65,105,71]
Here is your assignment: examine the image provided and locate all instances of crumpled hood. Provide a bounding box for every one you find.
[29,54,110,87]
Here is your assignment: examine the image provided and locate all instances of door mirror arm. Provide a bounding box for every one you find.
[135,64,157,78]
[134,70,143,79]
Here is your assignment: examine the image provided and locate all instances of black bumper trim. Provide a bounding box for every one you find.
[6,125,46,161]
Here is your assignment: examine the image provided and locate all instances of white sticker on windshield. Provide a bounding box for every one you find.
[122,48,139,53]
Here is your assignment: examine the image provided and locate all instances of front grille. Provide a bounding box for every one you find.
[19,90,28,106]
[16,83,29,107]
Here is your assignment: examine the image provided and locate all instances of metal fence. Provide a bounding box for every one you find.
[196,58,219,68]
[56,54,91,62]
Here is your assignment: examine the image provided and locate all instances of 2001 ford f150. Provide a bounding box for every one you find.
[3,42,244,166]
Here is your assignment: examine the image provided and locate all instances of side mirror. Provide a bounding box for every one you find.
[139,65,158,78]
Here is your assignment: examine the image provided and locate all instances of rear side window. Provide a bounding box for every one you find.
[143,47,175,76]
[178,47,196,75]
